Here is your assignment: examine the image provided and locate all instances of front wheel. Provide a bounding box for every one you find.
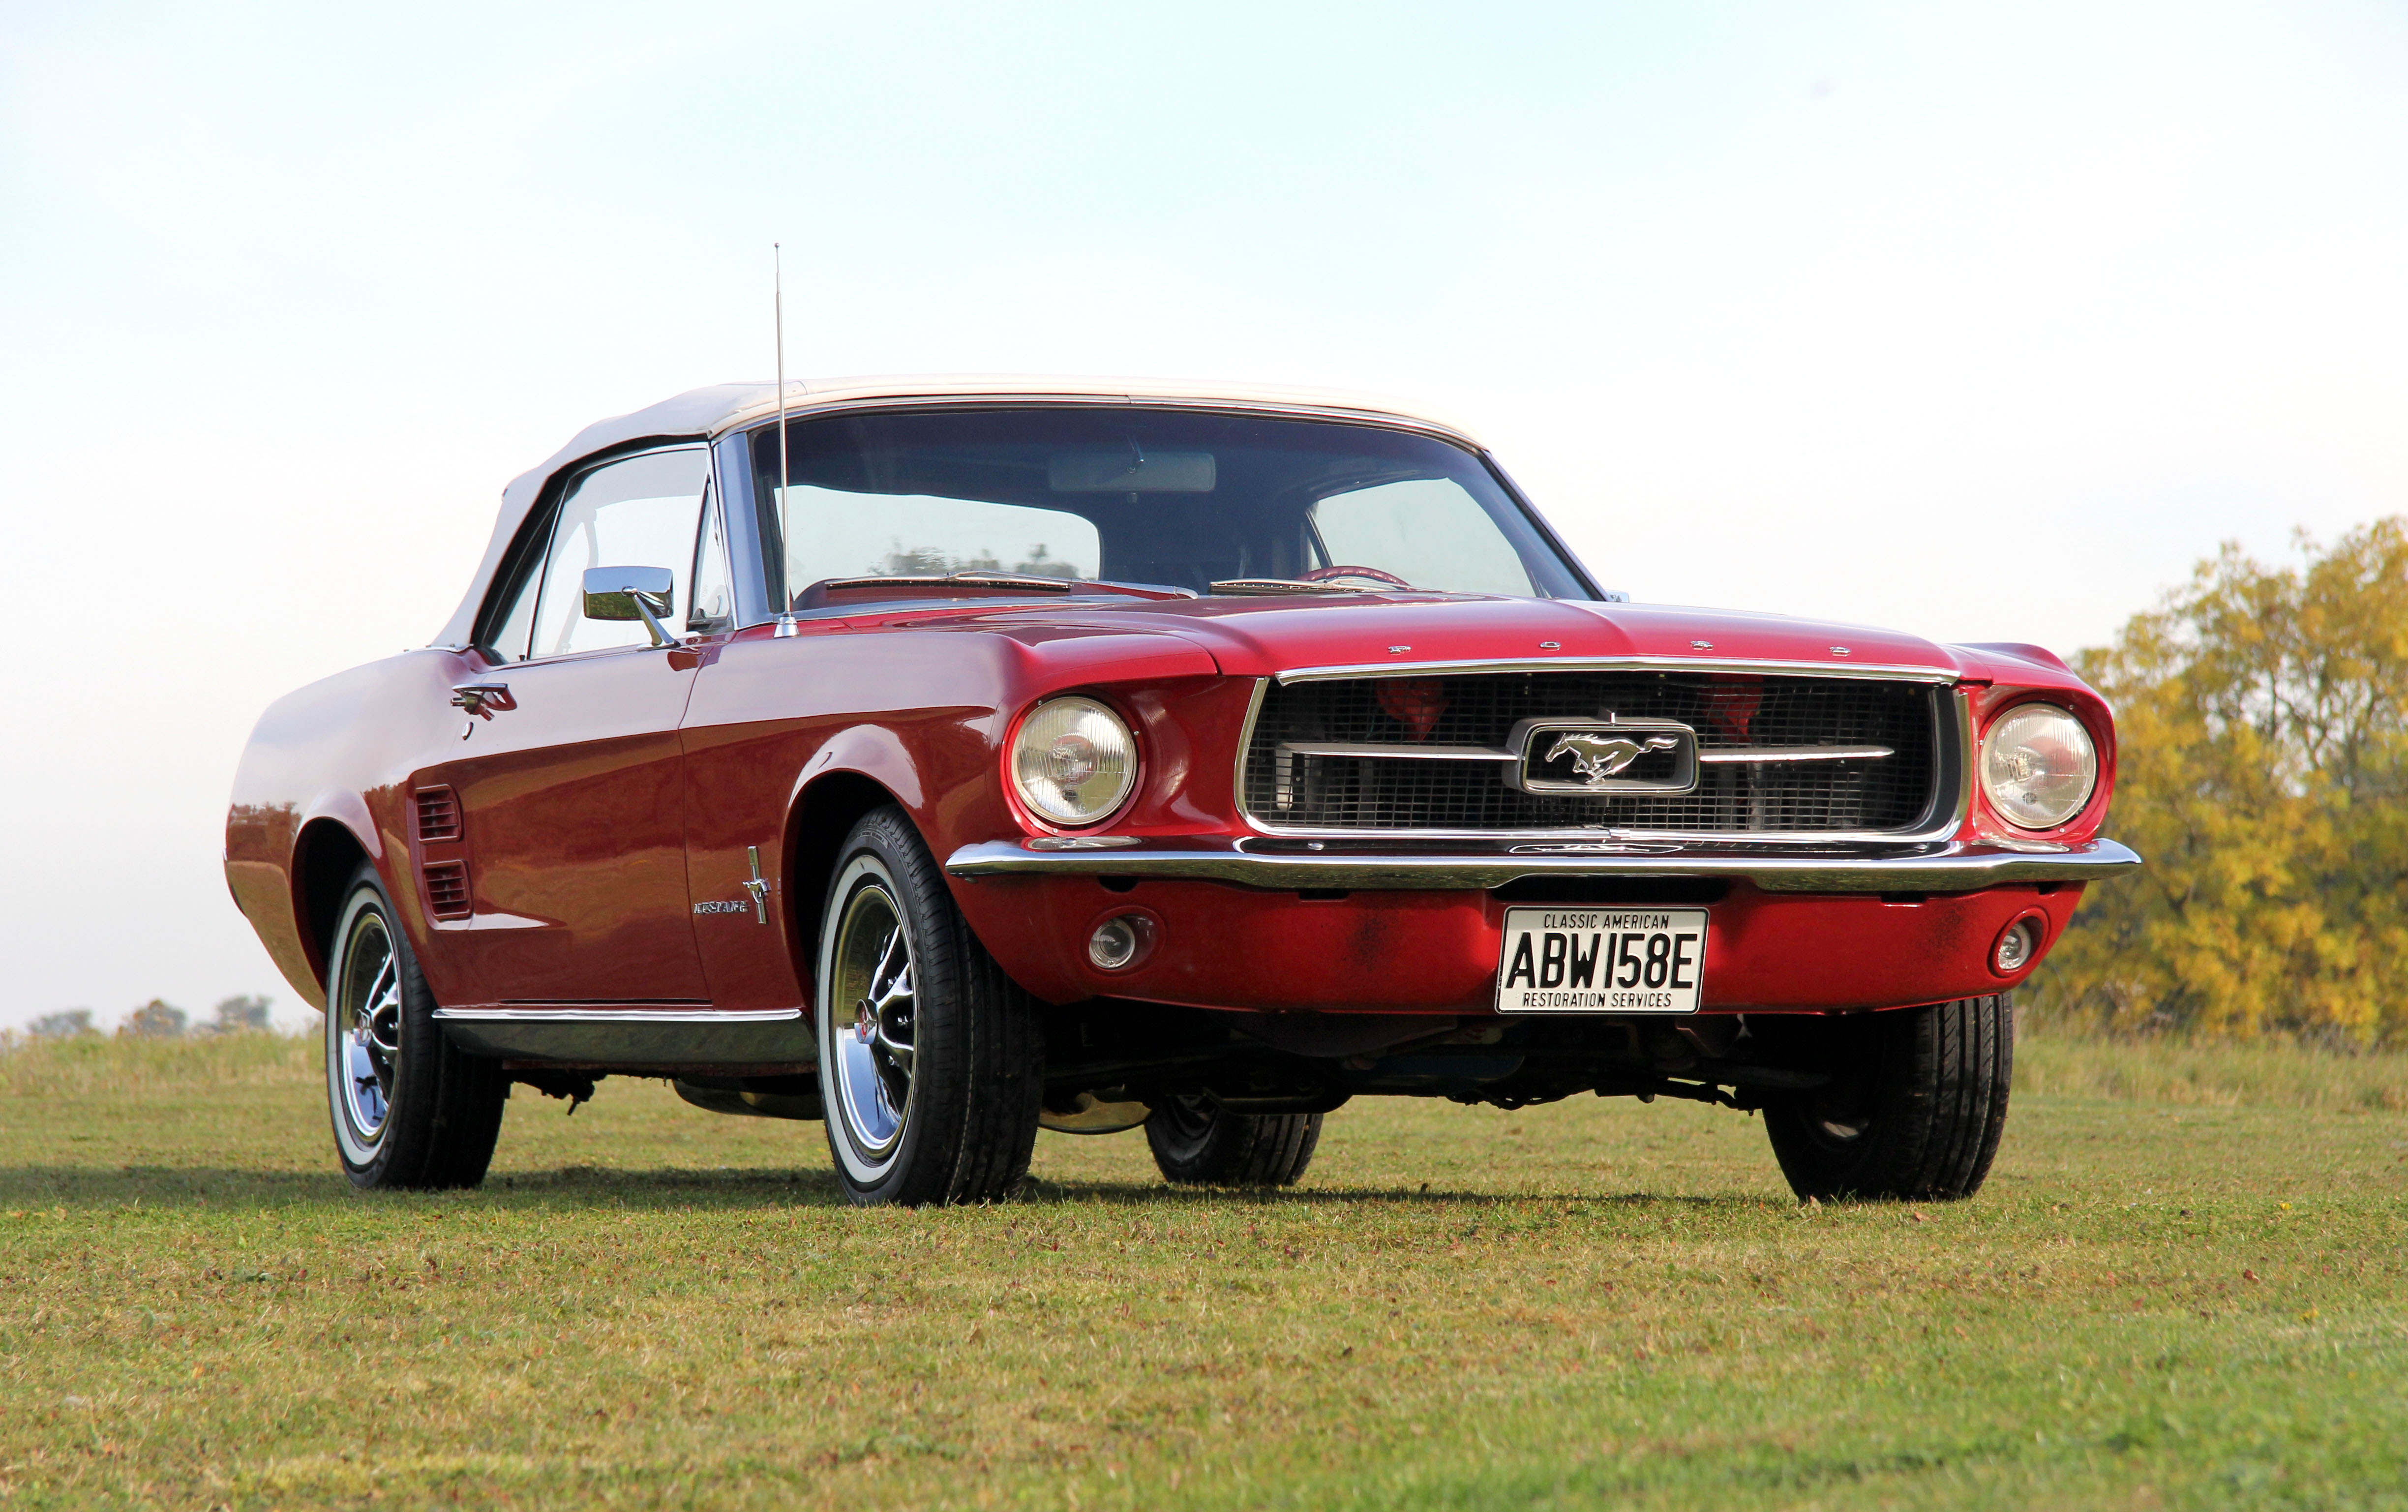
[1145,1095,1324,1187]
[325,864,506,1190]
[1759,994,2014,1202]
[816,808,1043,1206]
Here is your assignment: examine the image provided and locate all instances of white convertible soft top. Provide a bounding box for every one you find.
[430,375,1483,649]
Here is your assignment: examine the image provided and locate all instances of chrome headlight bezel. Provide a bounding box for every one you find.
[1979,702,2099,831]
[1010,695,1139,828]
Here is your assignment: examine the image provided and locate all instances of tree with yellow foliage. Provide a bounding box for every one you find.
[2031,517,2408,1043]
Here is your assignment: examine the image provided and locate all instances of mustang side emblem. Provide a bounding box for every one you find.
[696,846,776,922]
[1545,731,1681,785]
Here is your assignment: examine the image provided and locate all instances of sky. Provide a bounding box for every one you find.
[2,1,2405,1031]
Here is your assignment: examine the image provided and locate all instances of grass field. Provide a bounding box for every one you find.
[2,1032,2404,1510]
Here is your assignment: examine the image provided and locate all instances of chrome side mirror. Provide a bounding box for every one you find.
[582,566,678,648]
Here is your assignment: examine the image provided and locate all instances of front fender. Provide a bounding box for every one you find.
[795,724,930,817]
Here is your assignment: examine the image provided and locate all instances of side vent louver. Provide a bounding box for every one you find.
[423,861,471,920]
[415,786,461,842]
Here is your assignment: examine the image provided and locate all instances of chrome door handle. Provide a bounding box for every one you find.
[451,682,516,719]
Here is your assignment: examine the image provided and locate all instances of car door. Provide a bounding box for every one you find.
[422,446,717,1008]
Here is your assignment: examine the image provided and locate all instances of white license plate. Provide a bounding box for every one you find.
[1495,907,1708,1014]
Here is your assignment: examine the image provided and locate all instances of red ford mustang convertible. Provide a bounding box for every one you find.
[225,377,2137,1205]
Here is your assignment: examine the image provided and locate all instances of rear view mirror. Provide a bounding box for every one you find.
[582,566,677,648]
[1048,450,1215,493]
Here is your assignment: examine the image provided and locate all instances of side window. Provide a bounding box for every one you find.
[527,448,712,659]
[688,481,734,634]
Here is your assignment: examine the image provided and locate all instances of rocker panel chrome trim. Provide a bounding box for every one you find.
[431,1007,809,1065]
[432,1007,802,1024]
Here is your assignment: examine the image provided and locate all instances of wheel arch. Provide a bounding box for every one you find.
[292,812,380,1000]
[783,769,913,1005]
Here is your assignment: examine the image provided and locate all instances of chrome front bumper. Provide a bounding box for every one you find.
[944,835,2142,893]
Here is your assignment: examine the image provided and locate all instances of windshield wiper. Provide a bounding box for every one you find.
[1208,578,1363,596]
[815,570,1077,594]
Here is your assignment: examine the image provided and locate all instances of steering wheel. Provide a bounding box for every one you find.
[1301,565,1414,591]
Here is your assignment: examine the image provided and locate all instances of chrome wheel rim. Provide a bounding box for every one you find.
[829,880,917,1165]
[334,910,403,1143]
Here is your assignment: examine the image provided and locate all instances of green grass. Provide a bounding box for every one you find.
[2017,1033,2408,1112]
[2,1032,2404,1510]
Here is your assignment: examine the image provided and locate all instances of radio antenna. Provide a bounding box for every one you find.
[772,243,796,633]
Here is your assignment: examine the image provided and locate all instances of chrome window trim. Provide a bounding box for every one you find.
[1229,672,1974,847]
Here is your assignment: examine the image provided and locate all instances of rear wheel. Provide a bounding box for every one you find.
[324,864,506,1190]
[817,807,1043,1206]
[1145,1095,1324,1187]
[1760,994,2014,1202]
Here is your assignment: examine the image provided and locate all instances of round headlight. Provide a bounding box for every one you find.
[1981,704,2098,830]
[1012,696,1137,827]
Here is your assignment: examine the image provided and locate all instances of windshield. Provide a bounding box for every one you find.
[745,407,1592,606]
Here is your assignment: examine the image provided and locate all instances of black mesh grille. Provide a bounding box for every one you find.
[1243,671,1943,833]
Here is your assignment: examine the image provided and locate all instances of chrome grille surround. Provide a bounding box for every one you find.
[1235,659,1970,843]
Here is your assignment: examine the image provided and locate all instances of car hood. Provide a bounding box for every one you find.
[973,593,2001,683]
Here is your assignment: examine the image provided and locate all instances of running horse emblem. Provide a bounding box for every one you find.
[1544,730,1682,785]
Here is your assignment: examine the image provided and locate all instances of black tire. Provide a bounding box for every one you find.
[1145,1095,1324,1187]
[816,807,1043,1206]
[324,863,507,1190]
[1760,994,2014,1202]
